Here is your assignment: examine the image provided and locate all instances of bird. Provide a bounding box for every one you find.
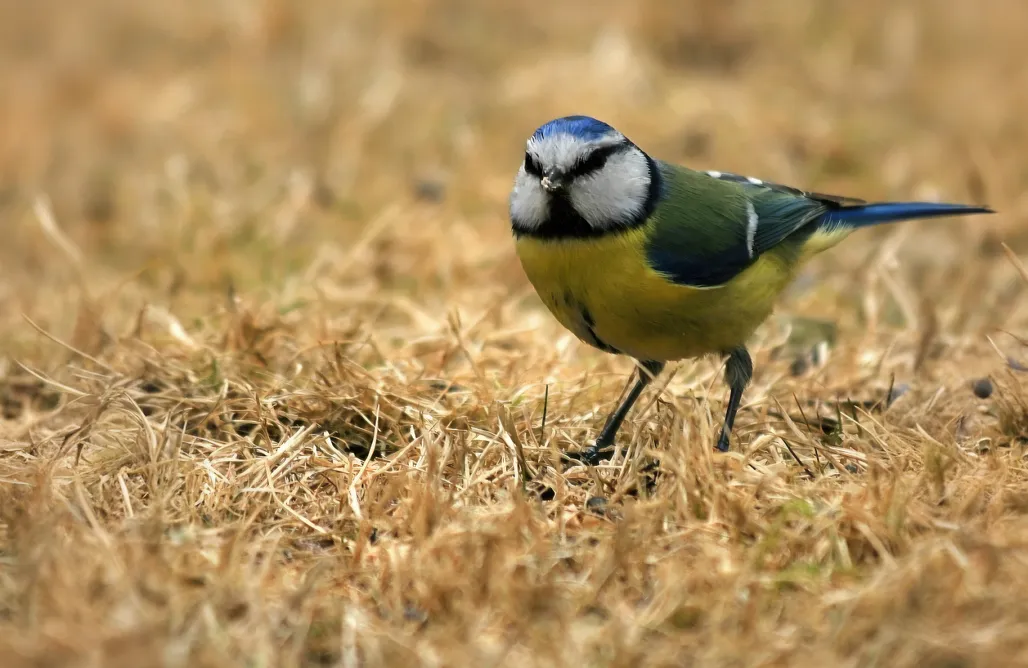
[508,115,993,464]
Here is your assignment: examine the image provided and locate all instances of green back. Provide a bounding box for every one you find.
[644,162,834,287]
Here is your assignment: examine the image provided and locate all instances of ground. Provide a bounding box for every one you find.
[2,1,1028,666]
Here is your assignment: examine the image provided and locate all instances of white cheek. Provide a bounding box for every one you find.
[568,151,649,228]
[509,167,549,229]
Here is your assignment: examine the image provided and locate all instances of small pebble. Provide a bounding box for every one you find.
[680,129,712,158]
[425,379,467,393]
[413,178,446,202]
[888,383,910,406]
[971,378,994,399]
[404,605,428,623]
[311,181,336,208]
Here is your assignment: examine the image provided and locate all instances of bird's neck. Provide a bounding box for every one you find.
[512,156,664,241]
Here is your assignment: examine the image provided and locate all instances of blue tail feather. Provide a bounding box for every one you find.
[822,201,993,229]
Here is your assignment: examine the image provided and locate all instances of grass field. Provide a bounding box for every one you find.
[3,1,1028,665]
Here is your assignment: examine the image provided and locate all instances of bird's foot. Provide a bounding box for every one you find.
[566,441,614,466]
[715,431,731,452]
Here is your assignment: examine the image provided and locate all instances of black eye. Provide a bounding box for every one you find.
[524,152,542,176]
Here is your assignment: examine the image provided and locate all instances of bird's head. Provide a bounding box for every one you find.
[509,115,659,238]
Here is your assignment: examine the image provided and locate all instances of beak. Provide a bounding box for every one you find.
[540,169,566,193]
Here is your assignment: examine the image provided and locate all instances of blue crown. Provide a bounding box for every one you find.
[532,115,616,142]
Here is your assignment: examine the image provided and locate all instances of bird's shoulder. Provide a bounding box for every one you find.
[644,162,854,288]
[656,161,865,208]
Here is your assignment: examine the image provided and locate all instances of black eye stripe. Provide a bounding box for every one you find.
[524,151,542,176]
[523,142,627,181]
[567,144,624,179]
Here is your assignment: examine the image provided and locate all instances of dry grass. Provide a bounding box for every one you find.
[3,0,1028,665]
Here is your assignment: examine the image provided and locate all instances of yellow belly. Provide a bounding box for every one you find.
[515,227,805,361]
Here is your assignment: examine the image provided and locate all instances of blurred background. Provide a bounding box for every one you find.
[4,2,1028,665]
[2,0,1026,364]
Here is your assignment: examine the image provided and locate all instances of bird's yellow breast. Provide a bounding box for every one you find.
[515,226,806,361]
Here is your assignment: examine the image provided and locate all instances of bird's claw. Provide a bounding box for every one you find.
[566,442,614,466]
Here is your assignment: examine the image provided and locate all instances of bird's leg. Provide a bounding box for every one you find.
[579,360,665,464]
[716,347,753,452]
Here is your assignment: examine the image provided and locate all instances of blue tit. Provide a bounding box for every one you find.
[508,115,993,463]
